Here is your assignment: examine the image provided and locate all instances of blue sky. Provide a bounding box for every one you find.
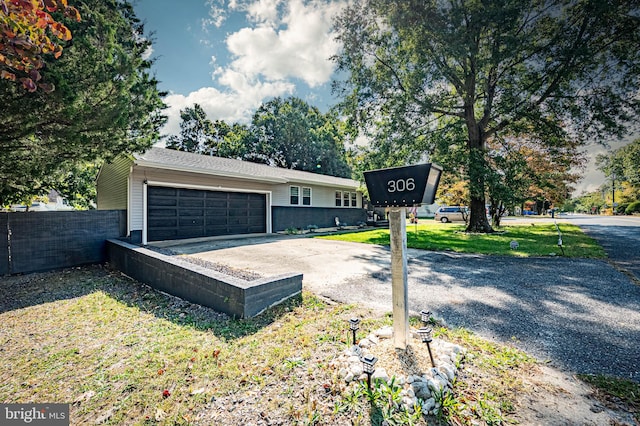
[133,0,344,136]
[131,0,633,194]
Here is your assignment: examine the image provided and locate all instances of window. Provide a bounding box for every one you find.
[351,192,357,207]
[302,187,311,206]
[290,186,299,205]
[343,191,349,207]
[335,191,342,207]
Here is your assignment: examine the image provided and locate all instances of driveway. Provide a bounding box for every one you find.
[162,231,640,381]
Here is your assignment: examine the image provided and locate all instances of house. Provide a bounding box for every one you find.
[96,147,366,244]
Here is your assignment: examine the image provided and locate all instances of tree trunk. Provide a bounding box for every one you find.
[464,110,494,233]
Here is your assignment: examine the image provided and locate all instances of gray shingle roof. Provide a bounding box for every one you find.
[134,147,359,189]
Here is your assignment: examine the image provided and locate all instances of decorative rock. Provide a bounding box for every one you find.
[422,397,436,412]
[405,387,415,398]
[344,372,354,383]
[411,382,430,400]
[427,379,443,393]
[359,338,373,348]
[372,367,389,383]
[374,326,393,339]
[439,365,455,382]
[367,334,380,345]
[406,375,415,384]
[402,396,417,412]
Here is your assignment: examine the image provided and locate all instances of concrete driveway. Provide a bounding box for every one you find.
[161,233,640,381]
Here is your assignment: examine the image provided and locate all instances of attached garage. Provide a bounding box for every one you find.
[146,186,267,241]
[96,148,365,245]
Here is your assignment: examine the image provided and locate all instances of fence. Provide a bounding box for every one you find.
[0,210,126,275]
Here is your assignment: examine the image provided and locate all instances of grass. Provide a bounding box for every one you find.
[0,266,543,425]
[577,374,640,422]
[318,221,606,258]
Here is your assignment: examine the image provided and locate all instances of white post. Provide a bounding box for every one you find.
[389,207,409,350]
[142,180,148,246]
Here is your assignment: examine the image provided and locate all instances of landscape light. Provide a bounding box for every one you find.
[420,309,431,324]
[417,327,436,367]
[361,354,377,389]
[348,317,360,346]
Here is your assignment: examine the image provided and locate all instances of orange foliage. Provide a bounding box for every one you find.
[0,0,80,92]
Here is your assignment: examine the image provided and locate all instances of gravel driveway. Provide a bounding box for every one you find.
[162,232,640,381]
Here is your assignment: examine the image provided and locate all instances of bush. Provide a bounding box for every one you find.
[625,201,640,214]
[616,203,629,215]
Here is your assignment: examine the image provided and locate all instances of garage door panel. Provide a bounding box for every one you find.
[179,198,204,208]
[147,186,266,241]
[149,218,177,227]
[205,199,228,208]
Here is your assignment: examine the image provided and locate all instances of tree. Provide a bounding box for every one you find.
[246,97,352,177]
[334,0,640,232]
[0,0,166,206]
[1,0,80,91]
[597,139,640,197]
[166,104,212,153]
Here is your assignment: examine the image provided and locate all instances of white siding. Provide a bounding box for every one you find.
[96,155,132,210]
[272,184,362,208]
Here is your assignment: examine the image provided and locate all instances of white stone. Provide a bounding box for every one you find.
[344,372,354,383]
[402,396,417,411]
[374,326,393,339]
[359,338,372,348]
[349,363,363,376]
[406,375,415,384]
[338,368,348,378]
[406,387,415,398]
[395,376,405,386]
[439,365,455,382]
[372,368,389,383]
[367,334,379,345]
[427,379,443,393]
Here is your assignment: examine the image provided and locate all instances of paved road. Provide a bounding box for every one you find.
[563,214,640,282]
[161,217,640,381]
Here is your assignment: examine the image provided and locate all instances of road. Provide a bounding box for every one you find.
[561,214,640,282]
[162,214,640,381]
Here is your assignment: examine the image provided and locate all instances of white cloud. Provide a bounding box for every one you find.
[159,0,346,141]
[226,0,343,87]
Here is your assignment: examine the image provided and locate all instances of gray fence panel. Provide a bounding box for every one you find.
[0,214,8,275]
[4,210,126,275]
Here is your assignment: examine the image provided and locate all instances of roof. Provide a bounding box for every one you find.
[133,147,360,189]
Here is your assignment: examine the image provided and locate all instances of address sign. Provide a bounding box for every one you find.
[364,163,442,208]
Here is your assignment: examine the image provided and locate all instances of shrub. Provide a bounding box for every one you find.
[625,201,640,214]
[616,203,629,215]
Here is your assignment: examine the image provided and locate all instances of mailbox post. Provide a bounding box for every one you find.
[364,164,442,350]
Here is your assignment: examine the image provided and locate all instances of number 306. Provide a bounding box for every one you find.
[387,178,415,192]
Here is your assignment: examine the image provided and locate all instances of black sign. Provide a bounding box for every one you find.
[364,163,442,207]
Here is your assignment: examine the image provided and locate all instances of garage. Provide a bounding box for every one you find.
[147,186,267,241]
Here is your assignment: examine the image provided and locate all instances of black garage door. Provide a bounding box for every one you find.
[147,186,266,241]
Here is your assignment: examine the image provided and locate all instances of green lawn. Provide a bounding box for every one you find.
[319,221,605,258]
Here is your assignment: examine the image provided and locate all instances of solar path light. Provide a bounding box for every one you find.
[420,309,431,325]
[417,327,436,368]
[361,354,378,390]
[348,317,360,346]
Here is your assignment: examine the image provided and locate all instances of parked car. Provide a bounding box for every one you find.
[434,206,468,223]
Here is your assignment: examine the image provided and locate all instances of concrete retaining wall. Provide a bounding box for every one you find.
[106,239,302,318]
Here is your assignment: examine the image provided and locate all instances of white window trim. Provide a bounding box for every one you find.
[290,185,300,205]
[302,186,312,206]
